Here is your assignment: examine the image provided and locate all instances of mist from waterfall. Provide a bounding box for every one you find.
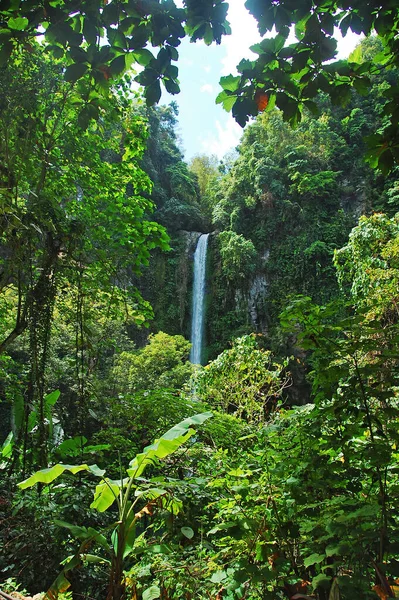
[190,233,209,365]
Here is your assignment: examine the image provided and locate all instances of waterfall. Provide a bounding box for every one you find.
[190,233,209,365]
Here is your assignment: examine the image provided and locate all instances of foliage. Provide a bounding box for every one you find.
[156,197,206,232]
[17,412,212,600]
[0,45,168,345]
[0,45,169,469]
[2,2,399,170]
[334,212,399,320]
[140,103,206,232]
[0,472,108,596]
[204,104,365,352]
[189,154,219,197]
[112,332,193,395]
[2,8,399,600]
[132,293,399,600]
[217,7,399,171]
[0,0,230,107]
[218,231,257,283]
[195,335,290,422]
[188,153,221,221]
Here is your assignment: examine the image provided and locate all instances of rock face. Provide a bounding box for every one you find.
[248,249,270,332]
[234,248,270,333]
[248,274,268,331]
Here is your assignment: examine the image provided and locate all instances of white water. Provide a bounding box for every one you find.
[190,233,209,365]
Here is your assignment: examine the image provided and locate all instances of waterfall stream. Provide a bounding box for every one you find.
[190,233,209,365]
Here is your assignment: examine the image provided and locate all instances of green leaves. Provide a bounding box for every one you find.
[109,54,125,76]
[181,526,194,539]
[142,586,161,600]
[220,75,241,93]
[312,573,331,590]
[144,81,162,106]
[64,62,88,82]
[7,16,29,30]
[132,48,154,67]
[216,90,237,112]
[127,412,213,478]
[54,521,109,550]
[18,463,105,490]
[91,478,121,512]
[304,553,325,568]
[77,103,99,130]
[216,75,242,112]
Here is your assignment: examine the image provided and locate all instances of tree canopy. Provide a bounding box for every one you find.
[1,1,399,169]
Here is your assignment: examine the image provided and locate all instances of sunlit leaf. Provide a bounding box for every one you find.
[90,478,121,512]
[142,586,160,600]
[18,463,105,490]
[127,412,212,478]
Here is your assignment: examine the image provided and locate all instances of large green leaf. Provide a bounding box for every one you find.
[216,90,237,112]
[7,17,29,30]
[181,526,194,539]
[122,510,137,558]
[1,431,13,459]
[54,520,109,550]
[142,586,161,600]
[220,74,241,92]
[12,393,24,431]
[81,554,111,564]
[90,478,121,512]
[132,48,154,66]
[18,463,105,490]
[45,390,60,407]
[127,433,193,478]
[304,553,325,567]
[162,412,213,439]
[312,573,331,590]
[64,62,88,82]
[127,412,212,478]
[145,80,162,106]
[109,54,125,75]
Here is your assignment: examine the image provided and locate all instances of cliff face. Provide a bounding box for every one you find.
[137,231,202,342]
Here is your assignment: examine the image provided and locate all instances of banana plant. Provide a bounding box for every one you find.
[18,411,213,600]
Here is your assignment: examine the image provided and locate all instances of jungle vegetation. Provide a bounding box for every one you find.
[0,7,399,600]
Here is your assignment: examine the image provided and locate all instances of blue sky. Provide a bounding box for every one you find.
[160,1,362,163]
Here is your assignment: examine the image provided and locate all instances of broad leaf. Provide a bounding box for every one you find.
[181,526,194,539]
[210,570,227,583]
[132,49,154,66]
[81,554,111,565]
[304,553,325,567]
[7,17,29,30]
[127,412,212,478]
[90,478,121,512]
[45,390,60,407]
[220,74,241,92]
[18,463,105,490]
[64,63,88,82]
[13,393,24,431]
[54,520,109,549]
[142,586,161,600]
[1,431,13,459]
[312,574,331,590]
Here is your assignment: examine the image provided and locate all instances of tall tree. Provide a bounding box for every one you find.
[0,46,168,468]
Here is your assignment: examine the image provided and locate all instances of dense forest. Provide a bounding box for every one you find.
[1,2,399,600]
